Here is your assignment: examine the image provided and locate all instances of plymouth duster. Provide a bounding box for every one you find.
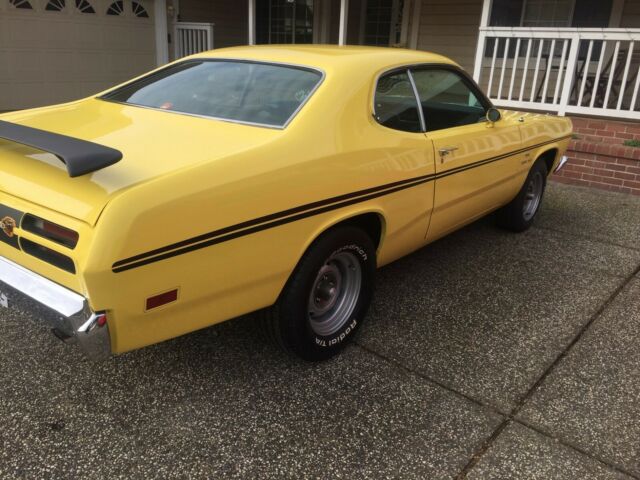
[0,46,571,361]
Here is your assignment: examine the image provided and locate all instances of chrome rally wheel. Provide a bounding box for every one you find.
[497,158,548,233]
[261,225,376,361]
[308,251,362,337]
[522,170,544,221]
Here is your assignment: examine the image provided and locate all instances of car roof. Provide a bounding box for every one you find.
[190,45,459,74]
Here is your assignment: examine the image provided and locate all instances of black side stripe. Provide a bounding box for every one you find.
[113,175,436,272]
[112,135,570,273]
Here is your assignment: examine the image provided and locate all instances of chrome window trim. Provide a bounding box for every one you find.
[372,62,495,134]
[98,58,326,130]
[407,69,426,132]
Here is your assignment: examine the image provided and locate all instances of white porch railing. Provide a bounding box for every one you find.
[174,22,215,59]
[473,27,640,120]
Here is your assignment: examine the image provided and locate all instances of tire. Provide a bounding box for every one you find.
[497,159,548,232]
[261,225,376,361]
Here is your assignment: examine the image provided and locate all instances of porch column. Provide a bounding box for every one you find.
[409,0,421,49]
[248,0,256,45]
[338,0,349,46]
[472,0,493,82]
[155,0,169,65]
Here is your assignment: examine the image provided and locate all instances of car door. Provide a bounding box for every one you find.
[409,67,525,242]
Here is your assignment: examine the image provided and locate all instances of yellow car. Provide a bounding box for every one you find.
[0,46,572,362]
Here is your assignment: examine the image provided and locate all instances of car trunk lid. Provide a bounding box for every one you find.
[0,99,279,225]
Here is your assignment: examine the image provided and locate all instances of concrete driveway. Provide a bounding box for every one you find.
[1,183,640,479]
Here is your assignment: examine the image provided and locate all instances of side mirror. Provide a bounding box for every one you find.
[486,107,501,124]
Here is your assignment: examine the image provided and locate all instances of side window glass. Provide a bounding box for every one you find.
[410,69,486,132]
[374,70,422,133]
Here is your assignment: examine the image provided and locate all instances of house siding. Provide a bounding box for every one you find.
[178,0,248,49]
[415,0,483,73]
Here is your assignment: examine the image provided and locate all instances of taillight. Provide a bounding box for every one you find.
[20,238,76,273]
[22,215,79,249]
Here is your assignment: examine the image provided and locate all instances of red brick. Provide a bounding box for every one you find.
[626,165,640,175]
[568,164,594,174]
[572,152,596,160]
[631,148,640,161]
[611,145,629,158]
[569,117,590,128]
[558,170,583,180]
[571,141,589,152]
[550,176,585,187]
[593,168,616,178]
[567,157,586,166]
[605,122,627,132]
[583,173,624,185]
[584,159,608,168]
[596,129,617,138]
[588,121,607,130]
[615,158,640,167]
[615,131,636,140]
[623,179,640,189]
[614,171,638,181]
[575,129,598,137]
[601,162,628,172]
[594,143,612,156]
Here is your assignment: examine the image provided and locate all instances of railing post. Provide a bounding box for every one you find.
[248,0,256,45]
[473,0,493,82]
[338,0,349,46]
[558,32,580,116]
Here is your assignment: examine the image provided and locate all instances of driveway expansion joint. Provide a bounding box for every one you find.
[533,224,640,253]
[455,261,640,479]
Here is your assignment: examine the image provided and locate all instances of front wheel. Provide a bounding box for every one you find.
[261,225,376,361]
[497,159,548,232]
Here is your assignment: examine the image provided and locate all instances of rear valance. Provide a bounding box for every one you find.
[0,120,122,177]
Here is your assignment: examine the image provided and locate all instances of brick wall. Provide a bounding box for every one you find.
[552,117,640,196]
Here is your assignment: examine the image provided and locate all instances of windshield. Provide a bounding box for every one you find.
[100,60,323,128]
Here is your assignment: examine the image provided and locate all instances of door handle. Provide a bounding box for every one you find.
[438,146,459,159]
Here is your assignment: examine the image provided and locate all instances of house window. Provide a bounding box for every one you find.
[364,0,404,47]
[106,0,124,15]
[45,0,65,11]
[489,0,611,27]
[521,0,574,27]
[9,0,33,8]
[487,0,613,57]
[132,1,149,17]
[264,0,314,44]
[75,0,95,13]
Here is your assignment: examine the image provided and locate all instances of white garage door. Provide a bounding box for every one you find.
[0,0,157,110]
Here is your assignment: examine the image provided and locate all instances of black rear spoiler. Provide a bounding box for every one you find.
[0,120,122,177]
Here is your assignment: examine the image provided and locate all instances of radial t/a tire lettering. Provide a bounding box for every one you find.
[261,225,376,361]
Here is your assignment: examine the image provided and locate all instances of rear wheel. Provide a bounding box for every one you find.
[261,225,376,361]
[497,159,548,232]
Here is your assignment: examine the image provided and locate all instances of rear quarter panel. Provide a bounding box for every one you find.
[84,64,437,354]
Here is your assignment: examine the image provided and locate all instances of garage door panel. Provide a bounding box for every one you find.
[6,17,45,49]
[75,23,106,49]
[75,53,109,81]
[6,51,45,83]
[1,0,157,110]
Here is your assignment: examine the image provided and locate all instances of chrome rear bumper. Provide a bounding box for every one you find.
[0,256,111,360]
[555,155,569,173]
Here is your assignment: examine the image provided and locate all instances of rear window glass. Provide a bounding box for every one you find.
[100,60,323,128]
